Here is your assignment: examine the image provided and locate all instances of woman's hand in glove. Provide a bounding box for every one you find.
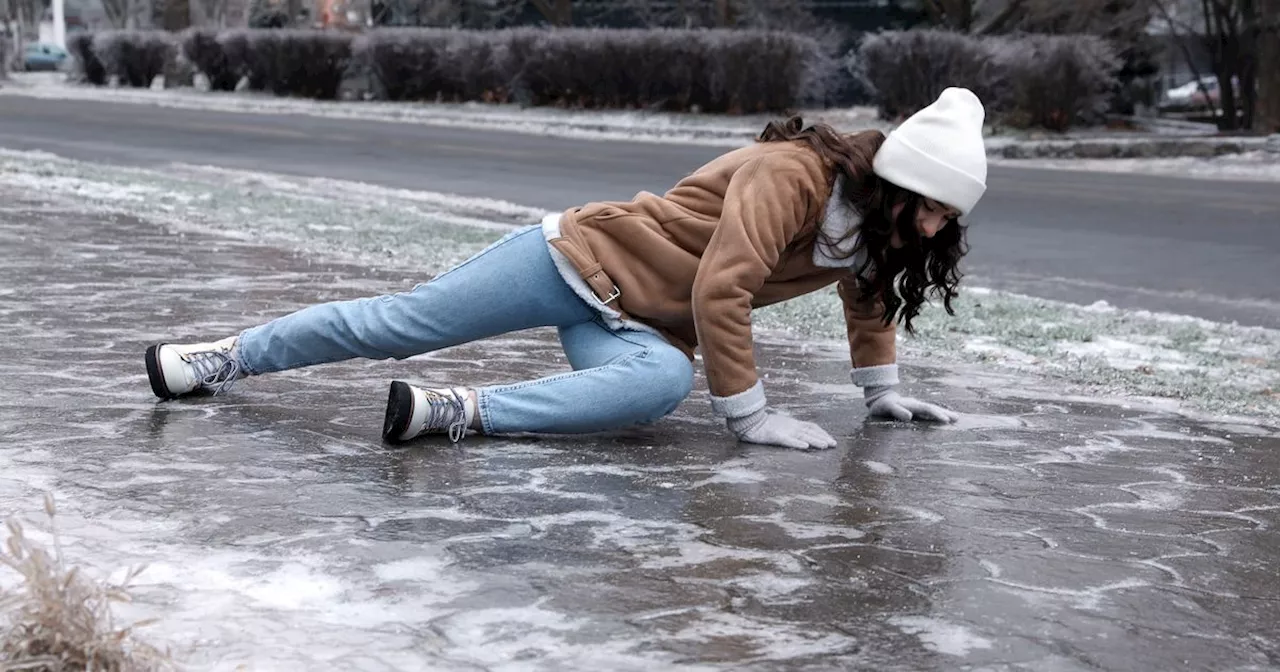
[726,407,838,450]
[864,385,959,423]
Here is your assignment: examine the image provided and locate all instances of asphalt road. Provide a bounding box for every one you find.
[3,95,1278,328]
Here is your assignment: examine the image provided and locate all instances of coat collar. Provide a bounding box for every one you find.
[812,178,866,270]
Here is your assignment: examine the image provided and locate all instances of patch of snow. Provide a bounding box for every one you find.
[1055,336,1198,372]
[888,616,995,656]
[671,610,858,662]
[692,466,769,486]
[992,152,1280,183]
[863,460,895,475]
[964,336,1041,365]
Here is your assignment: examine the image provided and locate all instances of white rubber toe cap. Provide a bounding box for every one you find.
[158,345,197,396]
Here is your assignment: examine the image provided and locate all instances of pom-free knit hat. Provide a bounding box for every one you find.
[872,87,988,215]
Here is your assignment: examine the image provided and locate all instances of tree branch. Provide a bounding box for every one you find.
[527,0,557,23]
[922,0,945,25]
[977,0,1028,34]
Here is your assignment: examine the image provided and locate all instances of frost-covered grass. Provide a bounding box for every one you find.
[755,287,1280,420]
[3,147,1277,422]
[0,148,528,271]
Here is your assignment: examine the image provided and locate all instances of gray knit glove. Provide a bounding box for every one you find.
[864,386,959,423]
[711,380,838,450]
[854,364,959,423]
[726,407,838,450]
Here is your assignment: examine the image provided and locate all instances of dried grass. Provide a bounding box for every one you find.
[0,494,174,672]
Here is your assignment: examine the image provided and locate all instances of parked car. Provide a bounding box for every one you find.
[22,43,69,72]
[1159,75,1246,113]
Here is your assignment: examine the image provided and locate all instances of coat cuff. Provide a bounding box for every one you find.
[710,380,767,418]
[851,364,899,388]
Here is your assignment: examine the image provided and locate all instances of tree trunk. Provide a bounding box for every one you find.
[529,0,571,25]
[714,0,730,26]
[163,0,192,29]
[1258,0,1280,131]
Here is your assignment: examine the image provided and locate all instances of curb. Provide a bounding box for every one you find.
[988,135,1279,160]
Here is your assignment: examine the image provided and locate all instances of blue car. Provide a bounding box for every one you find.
[23,43,69,72]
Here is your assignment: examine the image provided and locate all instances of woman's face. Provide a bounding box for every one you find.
[890,196,960,249]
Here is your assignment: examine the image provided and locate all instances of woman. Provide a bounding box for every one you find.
[145,87,987,451]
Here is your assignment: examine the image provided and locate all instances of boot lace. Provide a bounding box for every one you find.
[187,351,242,396]
[422,388,468,443]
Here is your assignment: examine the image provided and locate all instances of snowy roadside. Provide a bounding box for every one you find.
[988,152,1280,182]
[6,73,1280,182]
[3,147,1277,422]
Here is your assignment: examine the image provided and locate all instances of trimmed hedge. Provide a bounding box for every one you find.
[68,31,176,87]
[852,30,1001,122]
[354,28,514,103]
[68,33,106,85]
[503,28,826,113]
[1000,34,1121,131]
[78,27,832,113]
[854,29,1120,131]
[68,27,1117,128]
[180,29,237,91]
[182,29,353,99]
[354,27,830,112]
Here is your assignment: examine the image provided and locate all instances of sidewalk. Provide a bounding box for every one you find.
[2,189,1277,670]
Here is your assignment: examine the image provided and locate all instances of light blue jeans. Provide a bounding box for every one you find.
[235,225,695,435]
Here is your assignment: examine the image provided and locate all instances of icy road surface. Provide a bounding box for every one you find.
[1,187,1278,670]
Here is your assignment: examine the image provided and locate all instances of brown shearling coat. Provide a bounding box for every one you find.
[549,137,897,400]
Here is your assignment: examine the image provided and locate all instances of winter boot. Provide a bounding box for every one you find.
[382,380,475,444]
[145,336,244,400]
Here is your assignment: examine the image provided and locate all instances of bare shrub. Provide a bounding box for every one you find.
[0,494,173,672]
[854,28,1121,130]
[996,34,1121,131]
[854,29,1002,121]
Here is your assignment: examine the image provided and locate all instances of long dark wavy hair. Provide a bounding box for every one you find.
[757,115,969,333]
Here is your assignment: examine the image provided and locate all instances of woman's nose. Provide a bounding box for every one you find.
[919,215,944,238]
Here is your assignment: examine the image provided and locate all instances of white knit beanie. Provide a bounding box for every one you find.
[872,87,988,215]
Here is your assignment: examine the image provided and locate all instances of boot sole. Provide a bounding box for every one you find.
[383,380,415,444]
[144,344,175,400]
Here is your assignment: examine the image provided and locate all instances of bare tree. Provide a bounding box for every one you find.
[526,0,570,25]
[904,0,1155,37]
[99,0,156,28]
[730,0,817,29]
[471,0,812,29]
[1256,0,1279,131]
[582,0,816,29]
[4,0,42,38]
[1153,0,1264,130]
[190,0,233,26]
[910,0,1029,33]
[367,0,525,27]
[903,0,1159,113]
